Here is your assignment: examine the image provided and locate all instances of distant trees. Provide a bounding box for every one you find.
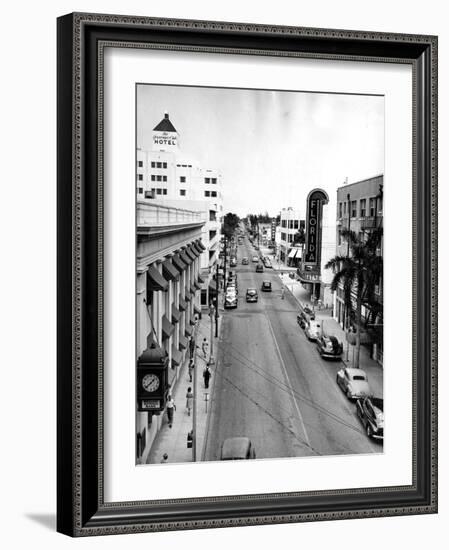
[222,212,240,239]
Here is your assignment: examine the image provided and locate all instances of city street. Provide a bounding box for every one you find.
[203,235,382,461]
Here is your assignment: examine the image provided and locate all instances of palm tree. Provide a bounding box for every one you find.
[325,228,382,368]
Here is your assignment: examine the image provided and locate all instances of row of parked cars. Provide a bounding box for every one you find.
[296,306,384,440]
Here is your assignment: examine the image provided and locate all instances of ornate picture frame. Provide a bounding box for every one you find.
[57,12,437,536]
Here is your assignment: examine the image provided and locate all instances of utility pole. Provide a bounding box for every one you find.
[223,237,227,290]
[215,262,219,338]
[192,324,198,462]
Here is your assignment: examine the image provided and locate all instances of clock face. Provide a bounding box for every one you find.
[142,373,160,393]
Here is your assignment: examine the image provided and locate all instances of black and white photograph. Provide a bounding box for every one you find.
[136,84,384,465]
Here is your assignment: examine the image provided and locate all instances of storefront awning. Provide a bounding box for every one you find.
[161,314,174,340]
[197,275,205,284]
[147,265,168,292]
[288,248,299,258]
[178,297,187,311]
[185,324,193,338]
[193,243,203,255]
[179,335,188,350]
[194,280,202,290]
[180,252,193,266]
[194,304,201,315]
[172,254,187,272]
[189,315,197,326]
[190,284,196,295]
[196,240,206,251]
[171,305,181,324]
[187,246,199,259]
[171,346,182,367]
[162,260,180,282]
[185,292,191,302]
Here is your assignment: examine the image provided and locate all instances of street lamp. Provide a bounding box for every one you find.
[208,304,215,366]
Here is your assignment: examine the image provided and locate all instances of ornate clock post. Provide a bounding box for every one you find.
[137,344,169,413]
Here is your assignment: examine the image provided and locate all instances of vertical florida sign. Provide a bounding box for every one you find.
[304,189,329,268]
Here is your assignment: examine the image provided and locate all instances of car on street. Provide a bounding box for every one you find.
[242,257,249,265]
[220,437,256,460]
[263,258,272,268]
[261,280,272,292]
[304,320,322,340]
[256,264,264,273]
[356,396,384,439]
[224,291,238,309]
[316,335,344,359]
[246,288,258,302]
[252,255,259,263]
[230,257,237,267]
[227,283,237,295]
[336,367,372,400]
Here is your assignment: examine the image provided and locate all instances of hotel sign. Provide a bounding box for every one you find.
[304,189,329,267]
[153,131,178,151]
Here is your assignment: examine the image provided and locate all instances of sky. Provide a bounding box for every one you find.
[137,84,384,218]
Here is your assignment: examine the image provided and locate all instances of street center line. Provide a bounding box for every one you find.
[265,313,311,447]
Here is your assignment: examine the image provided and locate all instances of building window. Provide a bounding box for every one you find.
[369,197,376,216]
[163,189,167,195]
[338,231,342,245]
[288,234,293,243]
[339,202,343,218]
[162,175,167,182]
[204,178,210,184]
[156,188,162,195]
[351,200,357,218]
[138,187,143,194]
[151,162,156,168]
[180,189,186,196]
[138,174,143,181]
[156,162,162,168]
[281,232,287,241]
[211,178,217,184]
[138,160,143,167]
[156,175,162,182]
[211,191,217,197]
[294,220,299,229]
[151,175,156,182]
[378,195,383,214]
[343,202,347,214]
[205,191,210,197]
[300,220,305,230]
[162,162,167,169]
[360,198,366,217]
[180,176,186,183]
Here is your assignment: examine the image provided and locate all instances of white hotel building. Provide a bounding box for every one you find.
[137,112,223,304]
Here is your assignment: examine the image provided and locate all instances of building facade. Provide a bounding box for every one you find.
[334,175,383,364]
[277,207,305,266]
[137,112,223,306]
[136,201,206,464]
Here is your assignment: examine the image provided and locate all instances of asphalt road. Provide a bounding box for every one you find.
[203,234,382,461]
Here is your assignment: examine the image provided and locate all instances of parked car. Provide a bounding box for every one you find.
[296,308,315,329]
[224,291,238,309]
[252,255,259,263]
[336,367,372,400]
[227,283,237,295]
[356,396,384,439]
[303,305,315,317]
[242,257,249,265]
[304,320,322,340]
[220,437,256,460]
[263,258,272,268]
[230,257,237,267]
[261,280,272,292]
[316,335,344,360]
[256,264,264,273]
[246,288,258,302]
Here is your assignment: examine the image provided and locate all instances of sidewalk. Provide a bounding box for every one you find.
[146,314,220,465]
[280,273,383,398]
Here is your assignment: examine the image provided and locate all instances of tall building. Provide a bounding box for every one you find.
[334,175,383,364]
[137,112,223,305]
[136,200,206,463]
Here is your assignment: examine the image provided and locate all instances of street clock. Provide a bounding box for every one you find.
[137,344,168,413]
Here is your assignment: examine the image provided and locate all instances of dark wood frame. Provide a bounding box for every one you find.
[57,12,438,537]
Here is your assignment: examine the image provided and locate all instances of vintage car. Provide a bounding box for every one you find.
[316,335,344,360]
[242,257,249,265]
[230,257,237,267]
[263,258,272,268]
[255,263,264,273]
[224,291,238,309]
[220,437,256,460]
[356,396,384,439]
[304,320,322,340]
[252,255,259,263]
[336,367,372,400]
[261,280,272,292]
[246,288,258,303]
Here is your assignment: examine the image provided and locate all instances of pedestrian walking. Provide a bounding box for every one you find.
[160,453,168,464]
[166,395,176,428]
[203,366,211,389]
[201,337,209,361]
[185,387,194,416]
[281,287,285,300]
[189,336,195,359]
[188,358,194,382]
